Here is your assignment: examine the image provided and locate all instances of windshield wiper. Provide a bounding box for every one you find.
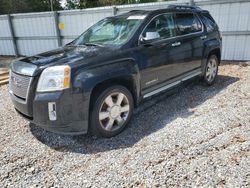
[81,43,104,47]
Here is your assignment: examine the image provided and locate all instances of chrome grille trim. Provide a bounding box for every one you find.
[9,71,32,100]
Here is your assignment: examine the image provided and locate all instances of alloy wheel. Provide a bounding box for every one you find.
[206,57,218,82]
[99,92,130,131]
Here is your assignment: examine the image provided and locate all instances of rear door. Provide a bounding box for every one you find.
[174,12,204,73]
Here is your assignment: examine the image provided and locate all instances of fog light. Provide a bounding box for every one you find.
[48,102,57,121]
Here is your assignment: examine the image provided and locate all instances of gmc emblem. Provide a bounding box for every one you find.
[11,76,22,87]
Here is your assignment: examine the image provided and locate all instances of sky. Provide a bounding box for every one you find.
[60,0,67,7]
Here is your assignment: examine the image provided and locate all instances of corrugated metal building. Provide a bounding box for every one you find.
[0,0,250,60]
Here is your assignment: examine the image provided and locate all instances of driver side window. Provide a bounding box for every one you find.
[142,13,176,41]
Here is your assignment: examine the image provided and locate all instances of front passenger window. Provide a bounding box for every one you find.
[142,13,176,41]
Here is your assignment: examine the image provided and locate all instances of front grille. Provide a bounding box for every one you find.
[9,71,32,100]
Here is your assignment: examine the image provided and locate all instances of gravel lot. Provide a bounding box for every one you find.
[0,61,250,187]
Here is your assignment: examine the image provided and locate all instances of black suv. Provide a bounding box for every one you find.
[9,5,222,137]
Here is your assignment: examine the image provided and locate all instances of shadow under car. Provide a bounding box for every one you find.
[29,74,239,154]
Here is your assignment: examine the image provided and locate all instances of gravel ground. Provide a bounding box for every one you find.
[0,62,250,187]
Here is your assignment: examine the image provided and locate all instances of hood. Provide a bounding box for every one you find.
[20,45,114,67]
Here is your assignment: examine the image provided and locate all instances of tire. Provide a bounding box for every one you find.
[89,85,134,138]
[203,54,219,86]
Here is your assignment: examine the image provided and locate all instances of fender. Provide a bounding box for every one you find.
[72,58,140,105]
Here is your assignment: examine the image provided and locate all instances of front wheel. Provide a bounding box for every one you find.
[203,55,219,85]
[89,85,134,138]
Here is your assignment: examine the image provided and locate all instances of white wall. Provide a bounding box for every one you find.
[198,0,250,60]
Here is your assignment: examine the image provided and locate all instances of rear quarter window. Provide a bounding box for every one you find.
[175,13,202,35]
[201,13,217,32]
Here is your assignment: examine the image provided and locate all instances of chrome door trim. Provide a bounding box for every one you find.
[143,80,181,98]
[143,71,202,98]
[181,71,202,81]
[138,12,204,46]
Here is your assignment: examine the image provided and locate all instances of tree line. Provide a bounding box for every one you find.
[0,0,161,15]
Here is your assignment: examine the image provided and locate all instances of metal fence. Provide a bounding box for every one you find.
[0,0,250,60]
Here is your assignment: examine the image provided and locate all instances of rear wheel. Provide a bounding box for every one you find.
[90,85,134,137]
[203,55,219,85]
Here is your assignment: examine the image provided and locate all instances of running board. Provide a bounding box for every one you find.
[143,71,201,98]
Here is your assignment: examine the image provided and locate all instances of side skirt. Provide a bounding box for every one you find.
[143,71,202,99]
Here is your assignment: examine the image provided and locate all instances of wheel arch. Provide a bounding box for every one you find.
[208,48,221,64]
[202,42,221,76]
[89,75,139,110]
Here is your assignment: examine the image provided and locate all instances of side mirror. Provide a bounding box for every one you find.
[145,32,160,40]
[139,32,160,45]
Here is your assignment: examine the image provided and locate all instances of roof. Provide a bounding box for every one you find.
[110,5,206,20]
[125,5,205,16]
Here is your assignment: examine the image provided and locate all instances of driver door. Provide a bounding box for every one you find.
[138,13,183,95]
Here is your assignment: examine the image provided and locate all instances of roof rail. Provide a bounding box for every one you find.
[167,5,202,11]
[129,10,143,12]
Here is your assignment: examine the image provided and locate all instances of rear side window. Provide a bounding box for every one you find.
[201,13,217,32]
[175,13,202,35]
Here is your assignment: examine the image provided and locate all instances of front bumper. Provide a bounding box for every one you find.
[10,90,89,135]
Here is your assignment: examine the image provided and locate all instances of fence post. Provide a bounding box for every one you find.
[112,6,118,16]
[53,11,62,47]
[189,0,195,6]
[6,14,19,56]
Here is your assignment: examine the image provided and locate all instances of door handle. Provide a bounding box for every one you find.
[200,35,207,40]
[171,42,181,47]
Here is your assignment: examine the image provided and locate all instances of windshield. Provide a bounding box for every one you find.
[72,16,143,46]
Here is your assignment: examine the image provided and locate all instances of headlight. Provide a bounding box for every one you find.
[37,65,71,92]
